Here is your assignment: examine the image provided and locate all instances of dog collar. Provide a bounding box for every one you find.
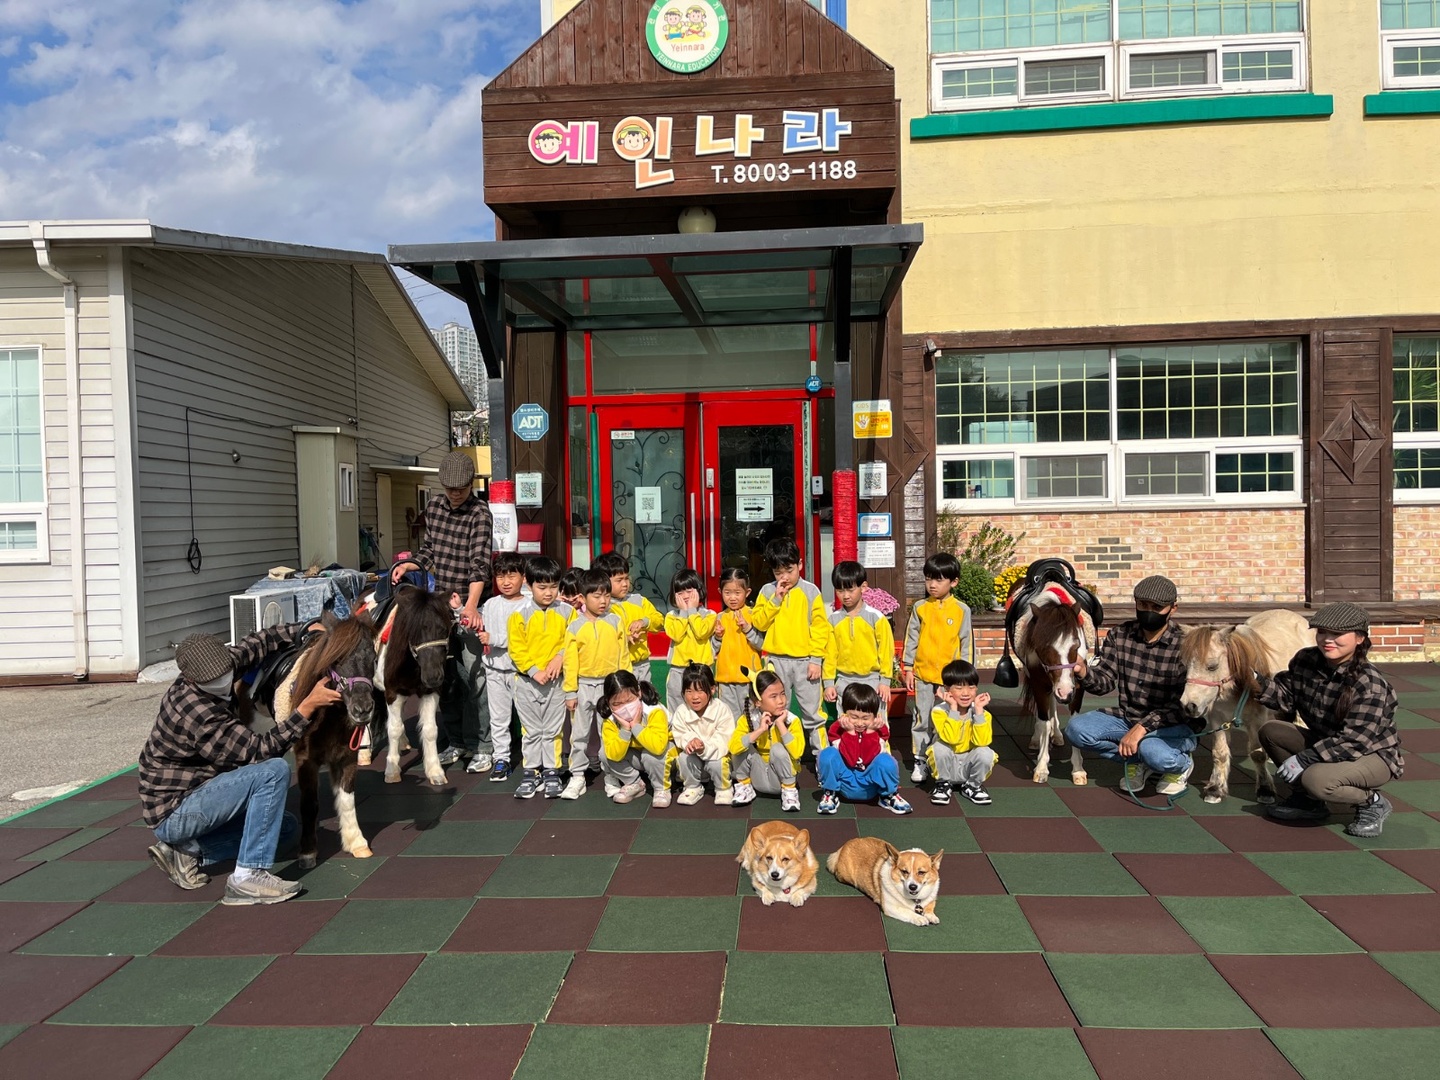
[914,903,925,915]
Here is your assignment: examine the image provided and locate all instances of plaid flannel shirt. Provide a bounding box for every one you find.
[138,624,309,827]
[1255,647,1403,776]
[1079,619,1194,733]
[414,492,493,599]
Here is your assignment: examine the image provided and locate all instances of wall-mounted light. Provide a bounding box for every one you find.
[923,338,942,361]
[677,206,717,234]
[231,450,242,463]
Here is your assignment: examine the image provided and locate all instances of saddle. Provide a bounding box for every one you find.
[993,559,1105,689]
[247,627,324,715]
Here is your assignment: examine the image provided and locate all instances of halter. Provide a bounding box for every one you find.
[1045,661,1081,673]
[410,638,450,656]
[329,668,374,694]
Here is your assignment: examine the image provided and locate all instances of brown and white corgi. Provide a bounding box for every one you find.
[737,820,819,907]
[827,837,942,926]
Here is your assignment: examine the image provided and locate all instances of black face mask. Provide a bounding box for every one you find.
[1136,609,1169,633]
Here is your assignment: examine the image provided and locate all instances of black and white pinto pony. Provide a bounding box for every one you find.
[368,585,455,787]
[1012,583,1097,786]
[1179,610,1314,804]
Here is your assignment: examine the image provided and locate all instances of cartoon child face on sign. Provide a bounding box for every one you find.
[531,125,564,161]
[611,117,655,161]
[685,4,708,37]
[662,8,684,38]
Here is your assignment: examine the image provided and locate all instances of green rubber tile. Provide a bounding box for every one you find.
[513,1023,708,1080]
[18,902,210,956]
[1159,896,1363,955]
[1391,709,1440,729]
[988,854,1146,896]
[1268,1028,1440,1080]
[353,792,455,822]
[478,855,619,898]
[749,795,857,819]
[1332,813,1440,851]
[298,898,472,954]
[143,1024,358,1080]
[399,819,533,857]
[1246,851,1434,896]
[883,895,1041,953]
[543,794,649,819]
[590,897,740,952]
[2,801,135,829]
[857,817,979,854]
[0,860,146,902]
[1081,816,1229,854]
[0,1026,23,1050]
[1045,954,1261,1029]
[18,828,114,862]
[277,855,385,900]
[377,951,571,1025]
[892,1027,1098,1080]
[720,952,893,1026]
[1176,793,1257,816]
[50,954,274,1025]
[630,818,750,854]
[957,787,1073,817]
[1373,953,1440,1011]
[1386,781,1440,812]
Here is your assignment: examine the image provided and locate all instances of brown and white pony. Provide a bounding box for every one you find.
[1180,609,1314,804]
[1013,584,1096,785]
[374,585,454,787]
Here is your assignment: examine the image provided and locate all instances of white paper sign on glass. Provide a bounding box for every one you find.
[734,468,773,495]
[736,494,773,522]
[635,486,663,525]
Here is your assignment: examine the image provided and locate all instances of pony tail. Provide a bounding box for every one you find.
[1331,636,1372,724]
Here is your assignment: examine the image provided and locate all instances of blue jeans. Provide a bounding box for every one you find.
[816,747,900,800]
[154,757,298,871]
[1066,710,1196,774]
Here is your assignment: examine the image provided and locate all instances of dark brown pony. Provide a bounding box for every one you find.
[376,585,454,786]
[1012,586,1094,785]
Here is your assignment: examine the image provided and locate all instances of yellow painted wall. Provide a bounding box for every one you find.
[846,1,1440,335]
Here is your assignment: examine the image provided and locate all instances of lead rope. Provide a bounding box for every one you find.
[1120,687,1251,812]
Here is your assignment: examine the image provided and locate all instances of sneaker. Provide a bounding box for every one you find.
[878,792,914,815]
[148,841,209,890]
[676,786,705,806]
[780,786,801,812]
[465,753,494,774]
[437,746,463,767]
[221,868,302,906]
[1345,791,1393,838]
[911,760,928,784]
[542,770,566,799]
[651,787,673,808]
[514,769,542,799]
[1154,761,1194,796]
[559,774,587,800]
[489,759,511,783]
[1119,762,1153,793]
[714,787,734,806]
[930,781,953,806]
[817,789,841,815]
[730,781,756,806]
[1265,792,1330,822]
[957,780,992,806]
[613,779,647,804]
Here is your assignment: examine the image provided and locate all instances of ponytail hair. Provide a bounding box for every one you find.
[743,667,785,720]
[1330,634,1373,726]
[598,669,661,718]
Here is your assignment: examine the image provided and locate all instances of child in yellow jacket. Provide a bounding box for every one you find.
[823,560,895,709]
[507,556,575,800]
[902,552,973,783]
[928,660,996,807]
[664,567,716,710]
[562,567,631,800]
[598,550,665,685]
[713,567,764,721]
[598,671,675,808]
[749,537,831,754]
[729,666,807,812]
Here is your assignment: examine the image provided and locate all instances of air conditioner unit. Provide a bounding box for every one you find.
[229,591,299,644]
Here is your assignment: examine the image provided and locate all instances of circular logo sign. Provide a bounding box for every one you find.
[646,0,728,74]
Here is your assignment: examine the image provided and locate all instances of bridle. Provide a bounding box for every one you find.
[329,668,375,695]
[410,638,450,657]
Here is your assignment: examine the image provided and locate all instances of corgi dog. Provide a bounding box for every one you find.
[737,820,819,907]
[827,837,942,926]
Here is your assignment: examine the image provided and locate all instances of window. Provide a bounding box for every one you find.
[1381,1,1440,88]
[338,463,356,511]
[929,0,1306,112]
[0,347,47,562]
[936,340,1303,509]
[1394,335,1440,498]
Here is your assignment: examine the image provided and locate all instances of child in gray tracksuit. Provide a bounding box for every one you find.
[478,551,528,783]
[668,663,736,805]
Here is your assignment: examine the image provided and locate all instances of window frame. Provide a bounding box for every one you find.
[1381,30,1440,90]
[931,46,1114,112]
[1391,332,1440,502]
[1118,35,1306,99]
[0,344,50,565]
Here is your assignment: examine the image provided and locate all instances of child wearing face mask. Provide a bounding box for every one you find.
[927,660,996,806]
[597,671,675,807]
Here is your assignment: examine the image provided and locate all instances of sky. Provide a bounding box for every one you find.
[0,0,540,328]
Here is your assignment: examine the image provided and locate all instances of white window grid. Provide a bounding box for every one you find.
[1392,436,1440,501]
[339,463,356,511]
[0,344,49,565]
[1381,31,1440,89]
[1392,333,1440,501]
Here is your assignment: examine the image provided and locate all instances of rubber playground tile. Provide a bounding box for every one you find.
[970,817,1104,853]
[1393,709,1440,730]
[211,952,424,1026]
[349,856,500,899]
[1113,853,1291,896]
[1074,1028,1301,1080]
[50,954,274,1025]
[1018,896,1202,954]
[708,1023,900,1080]
[547,950,725,1024]
[0,828,77,860]
[93,862,229,904]
[0,859,147,903]
[1332,812,1440,850]
[892,1027,1097,1080]
[18,901,209,956]
[1306,894,1440,951]
[607,854,742,897]
[926,851,1008,895]
[443,897,605,953]
[1372,952,1440,1011]
[887,952,1074,1028]
[298,898,473,955]
[630,818,751,855]
[1193,814,1357,852]
[1392,754,1440,780]
[1210,954,1440,1028]
[0,900,89,951]
[948,786,1074,817]
[0,862,32,887]
[1,800,135,829]
[737,895,888,952]
[542,792,649,819]
[1375,849,1440,890]
[477,854,619,897]
[1267,1028,1440,1080]
[721,951,894,1026]
[1055,786,1175,817]
[377,951,572,1025]
[1245,851,1434,895]
[654,793,736,819]
[1079,816,1230,854]
[882,895,1041,953]
[21,828,118,862]
[988,853,1146,896]
[0,953,129,1023]
[66,773,141,801]
[511,818,640,856]
[589,896,740,953]
[778,816,861,854]
[0,1026,18,1049]
[737,859,857,898]
[1158,896,1363,955]
[0,1024,190,1080]
[512,1023,708,1080]
[442,790,550,819]
[855,816,978,855]
[141,1024,359,1080]
[277,854,386,900]
[156,900,347,957]
[752,791,860,820]
[1398,727,1440,752]
[327,1024,534,1080]
[1171,792,1259,816]
[397,819,533,857]
[352,792,456,824]
[1044,954,1261,1029]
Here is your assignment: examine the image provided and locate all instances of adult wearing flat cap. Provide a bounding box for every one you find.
[139,626,341,903]
[1253,602,1402,837]
[1069,575,1199,796]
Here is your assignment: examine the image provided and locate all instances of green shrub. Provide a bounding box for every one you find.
[933,514,1027,576]
[953,561,997,613]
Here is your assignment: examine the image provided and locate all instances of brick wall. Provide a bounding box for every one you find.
[1394,505,1440,601]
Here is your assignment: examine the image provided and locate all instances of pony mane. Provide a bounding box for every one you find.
[384,586,453,684]
[292,614,376,700]
[1225,627,1267,695]
[1179,624,1222,668]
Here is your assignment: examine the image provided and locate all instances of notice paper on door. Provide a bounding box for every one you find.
[857,539,896,569]
[635,486,662,525]
[736,494,773,522]
[734,468,773,496]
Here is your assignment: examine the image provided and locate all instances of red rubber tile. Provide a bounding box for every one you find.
[1395,755,1440,780]
[0,829,78,860]
[1195,815,1357,852]
[970,817,1104,853]
[938,852,1008,896]
[887,952,1075,1027]
[0,862,34,886]
[706,1023,898,1080]
[1394,726,1440,752]
[791,818,860,853]
[59,828,152,862]
[0,954,129,1022]
[852,786,943,817]
[1076,1028,1302,1080]
[1305,894,1440,951]
[548,951,724,1024]
[94,865,230,904]
[608,855,747,897]
[513,819,640,856]
[93,806,144,828]
[349,856,500,899]
[156,900,347,956]
[69,776,143,802]
[442,793,550,820]
[1114,854,1290,897]
[1210,954,1440,1028]
[0,1024,189,1080]
[327,1024,533,1080]
[442,897,605,952]
[0,901,90,952]
[1375,849,1440,891]
[1056,788,1172,817]
[211,952,424,1026]
[737,896,887,953]
[1018,896,1202,954]
[306,819,421,858]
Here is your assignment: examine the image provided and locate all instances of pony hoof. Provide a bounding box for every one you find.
[348,845,373,859]
[383,772,401,785]
[1202,794,1223,804]
[1031,771,1049,784]
[297,852,318,870]
[1071,773,1088,787]
[1256,791,1276,805]
[357,751,372,766]
[425,771,446,787]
